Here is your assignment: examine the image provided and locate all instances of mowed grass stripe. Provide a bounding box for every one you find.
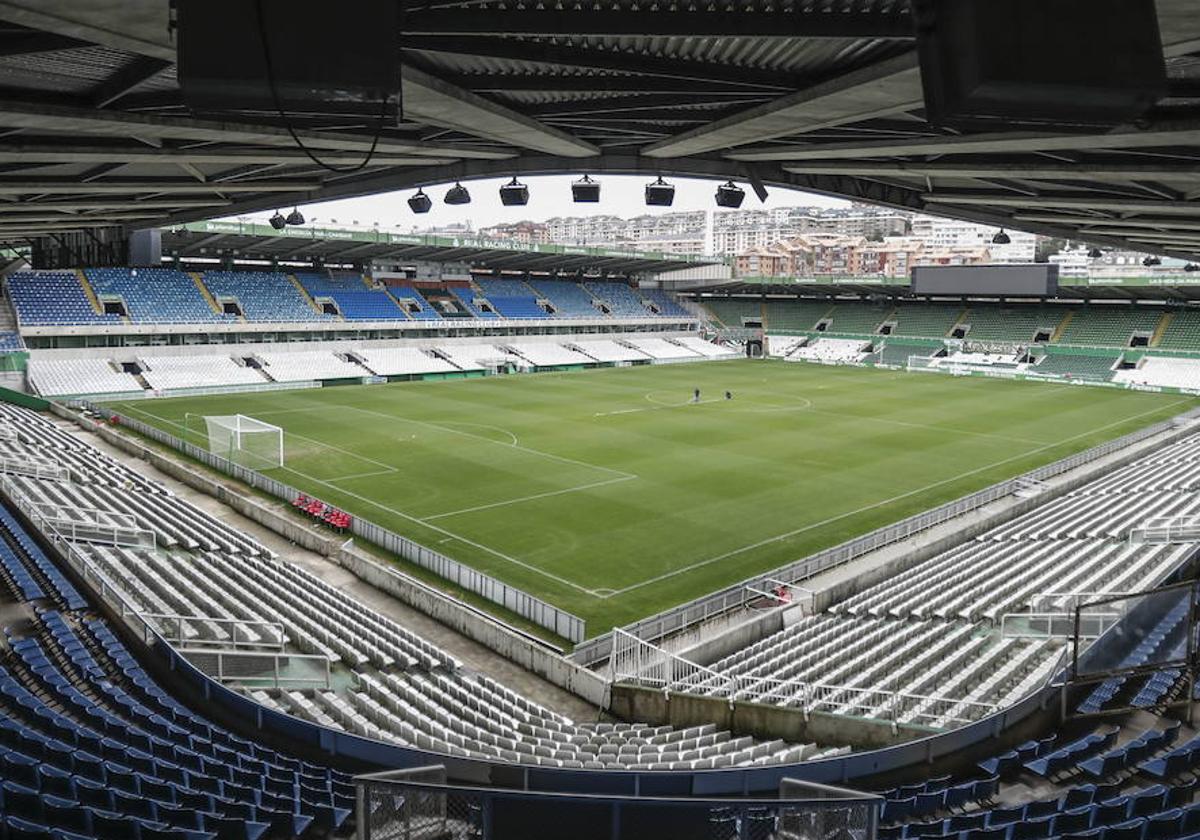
[108,360,1196,635]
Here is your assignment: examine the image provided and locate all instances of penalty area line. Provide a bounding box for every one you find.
[422,475,637,521]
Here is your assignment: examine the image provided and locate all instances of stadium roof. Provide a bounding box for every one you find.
[689,274,1200,302]
[164,220,723,274]
[1,1,1199,259]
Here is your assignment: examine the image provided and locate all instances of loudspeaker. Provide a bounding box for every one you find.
[572,175,600,203]
[499,178,529,207]
[645,177,675,207]
[177,0,400,120]
[913,0,1165,129]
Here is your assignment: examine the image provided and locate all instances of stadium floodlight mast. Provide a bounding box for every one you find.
[571,174,600,203]
[407,189,432,213]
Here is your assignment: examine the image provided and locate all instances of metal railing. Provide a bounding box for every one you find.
[573,406,1200,666]
[0,474,156,549]
[356,765,881,840]
[0,482,335,692]
[609,630,997,730]
[0,453,70,481]
[140,612,287,651]
[179,647,331,690]
[1130,515,1200,543]
[80,403,587,643]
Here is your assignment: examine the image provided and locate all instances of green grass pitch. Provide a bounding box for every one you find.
[106,360,1196,639]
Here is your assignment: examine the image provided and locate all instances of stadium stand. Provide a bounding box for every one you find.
[623,337,703,360]
[703,298,762,328]
[355,347,459,376]
[641,289,690,318]
[960,305,1066,344]
[86,268,224,324]
[671,336,740,358]
[584,282,652,318]
[1156,310,1200,352]
[890,303,966,338]
[0,479,356,838]
[787,338,870,364]
[767,300,834,332]
[1058,306,1162,347]
[570,340,651,363]
[502,343,593,367]
[448,286,500,319]
[0,332,23,352]
[294,272,404,321]
[140,356,266,392]
[7,271,120,326]
[27,358,143,398]
[255,351,364,383]
[201,271,329,323]
[433,344,508,371]
[525,280,601,318]
[1034,352,1119,381]
[1114,356,1200,391]
[0,403,836,770]
[824,303,891,335]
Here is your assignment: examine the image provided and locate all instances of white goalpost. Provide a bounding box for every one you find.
[199,414,284,469]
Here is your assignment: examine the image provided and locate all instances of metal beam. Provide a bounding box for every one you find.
[0,145,455,166]
[0,2,174,60]
[783,161,1200,182]
[403,9,914,38]
[0,29,86,56]
[1012,214,1200,231]
[728,124,1200,161]
[92,55,172,109]
[440,74,786,95]
[0,178,320,194]
[925,193,1200,214]
[401,65,599,157]
[0,100,514,159]
[643,54,922,158]
[405,40,799,91]
[1,199,230,211]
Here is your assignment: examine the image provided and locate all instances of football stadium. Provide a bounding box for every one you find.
[2,2,1200,839]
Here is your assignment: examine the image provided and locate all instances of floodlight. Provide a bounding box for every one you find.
[1186,263,1199,272]
[269,211,287,230]
[499,177,529,207]
[1087,247,1103,258]
[1143,255,1162,266]
[715,181,745,208]
[991,229,1011,245]
[645,176,675,207]
[407,189,432,214]
[444,182,471,205]
[572,175,600,203]
[285,207,305,226]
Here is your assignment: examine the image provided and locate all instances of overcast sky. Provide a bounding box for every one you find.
[230,175,853,231]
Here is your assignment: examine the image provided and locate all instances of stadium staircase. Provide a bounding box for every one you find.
[287,274,327,317]
[1052,310,1074,343]
[380,286,416,319]
[189,272,229,320]
[1151,312,1174,347]
[74,269,103,316]
[0,291,17,334]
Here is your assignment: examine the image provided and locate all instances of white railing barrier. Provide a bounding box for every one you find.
[139,612,287,651]
[179,647,331,690]
[1000,611,1120,640]
[0,474,156,549]
[611,629,997,730]
[1130,516,1200,544]
[0,453,70,481]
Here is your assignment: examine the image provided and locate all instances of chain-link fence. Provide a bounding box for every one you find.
[357,767,881,840]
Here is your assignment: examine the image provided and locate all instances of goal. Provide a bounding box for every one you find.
[200,414,284,469]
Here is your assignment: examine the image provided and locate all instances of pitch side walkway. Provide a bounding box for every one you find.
[52,416,602,723]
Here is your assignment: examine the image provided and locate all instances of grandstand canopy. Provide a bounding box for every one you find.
[163,221,721,275]
[1,1,1199,260]
[692,275,1200,302]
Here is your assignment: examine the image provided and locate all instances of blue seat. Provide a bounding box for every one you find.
[881,797,913,823]
[73,776,111,810]
[948,812,988,833]
[1014,816,1054,839]
[4,780,45,819]
[965,828,1009,840]
[1130,784,1168,817]
[988,804,1025,827]
[1105,818,1146,840]
[1145,808,1184,840]
[201,812,269,840]
[43,796,91,835]
[1095,796,1129,824]
[1052,807,1093,835]
[6,816,52,840]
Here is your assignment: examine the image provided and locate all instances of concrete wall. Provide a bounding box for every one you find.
[58,406,611,710]
[609,685,927,752]
[677,608,786,668]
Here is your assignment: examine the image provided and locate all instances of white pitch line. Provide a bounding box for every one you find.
[422,475,636,521]
[602,397,1193,599]
[326,468,402,482]
[276,465,601,596]
[594,397,722,418]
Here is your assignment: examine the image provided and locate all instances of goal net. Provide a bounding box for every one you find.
[201,415,284,469]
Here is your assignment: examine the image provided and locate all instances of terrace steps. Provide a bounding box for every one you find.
[948,307,969,337]
[1151,311,1173,347]
[381,286,416,319]
[189,272,224,317]
[75,269,102,315]
[1051,310,1074,343]
[287,273,324,314]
